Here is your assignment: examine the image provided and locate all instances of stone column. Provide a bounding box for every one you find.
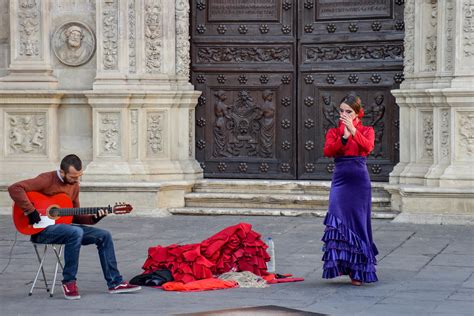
[0,0,58,89]
[389,0,474,223]
[84,0,202,181]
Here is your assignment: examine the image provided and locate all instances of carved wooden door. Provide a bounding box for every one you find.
[191,0,404,181]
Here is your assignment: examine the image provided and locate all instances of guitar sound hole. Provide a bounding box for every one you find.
[49,208,59,217]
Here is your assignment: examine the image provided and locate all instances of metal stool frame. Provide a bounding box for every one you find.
[29,243,64,297]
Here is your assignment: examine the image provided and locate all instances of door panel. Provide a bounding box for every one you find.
[191,0,297,179]
[191,0,404,181]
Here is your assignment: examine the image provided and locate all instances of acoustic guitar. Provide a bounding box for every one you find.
[12,191,133,235]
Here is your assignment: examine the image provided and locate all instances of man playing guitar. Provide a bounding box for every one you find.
[8,154,141,300]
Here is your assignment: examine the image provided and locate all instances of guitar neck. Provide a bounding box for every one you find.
[54,207,111,217]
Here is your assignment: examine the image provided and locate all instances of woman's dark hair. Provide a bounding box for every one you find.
[340,92,362,114]
[60,154,82,173]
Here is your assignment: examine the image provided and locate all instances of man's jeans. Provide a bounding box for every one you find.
[31,224,123,288]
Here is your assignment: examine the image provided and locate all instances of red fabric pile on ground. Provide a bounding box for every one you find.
[142,222,270,284]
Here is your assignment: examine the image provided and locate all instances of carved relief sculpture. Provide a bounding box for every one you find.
[440,109,450,159]
[306,44,403,63]
[445,0,454,71]
[18,0,41,57]
[8,113,46,155]
[424,0,437,71]
[147,112,164,155]
[103,0,118,70]
[197,47,291,63]
[213,90,231,157]
[322,94,338,135]
[129,0,137,73]
[404,0,415,74]
[99,113,120,155]
[145,0,162,73]
[369,94,386,158]
[464,0,474,57]
[458,112,474,159]
[176,0,191,77]
[53,22,96,67]
[422,113,434,159]
[257,90,276,158]
[212,90,275,158]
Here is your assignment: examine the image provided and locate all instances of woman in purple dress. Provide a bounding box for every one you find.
[321,93,378,286]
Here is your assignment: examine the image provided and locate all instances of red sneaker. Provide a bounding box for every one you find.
[62,281,81,300]
[108,281,141,294]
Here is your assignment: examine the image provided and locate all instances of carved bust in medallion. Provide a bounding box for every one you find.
[53,22,96,67]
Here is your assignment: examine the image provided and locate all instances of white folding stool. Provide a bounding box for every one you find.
[29,243,64,297]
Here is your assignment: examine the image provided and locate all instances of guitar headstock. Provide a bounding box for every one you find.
[112,202,133,214]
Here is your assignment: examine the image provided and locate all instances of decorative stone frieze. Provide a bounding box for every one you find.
[456,111,474,161]
[175,0,190,77]
[403,0,415,74]
[146,110,166,157]
[102,0,119,71]
[6,112,47,156]
[144,0,162,74]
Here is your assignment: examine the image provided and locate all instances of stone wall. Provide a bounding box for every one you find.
[0,0,202,214]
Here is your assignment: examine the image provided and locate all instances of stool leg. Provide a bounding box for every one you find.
[30,244,49,296]
[50,245,63,297]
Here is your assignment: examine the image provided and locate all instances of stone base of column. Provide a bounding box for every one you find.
[84,89,203,183]
[387,184,474,224]
[0,91,62,183]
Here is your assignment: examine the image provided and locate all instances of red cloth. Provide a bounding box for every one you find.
[323,120,374,157]
[162,278,237,292]
[142,222,270,283]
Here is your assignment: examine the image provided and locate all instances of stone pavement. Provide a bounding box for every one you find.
[0,214,473,316]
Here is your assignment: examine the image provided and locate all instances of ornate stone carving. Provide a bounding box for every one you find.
[463,1,474,57]
[422,112,433,159]
[445,0,454,71]
[145,0,162,73]
[440,109,450,160]
[305,44,404,62]
[197,47,291,63]
[212,90,275,158]
[425,0,437,71]
[7,113,46,155]
[457,111,474,159]
[53,22,96,67]
[404,0,415,74]
[129,0,137,73]
[102,0,118,70]
[176,0,190,77]
[99,113,120,156]
[18,0,41,57]
[322,94,338,134]
[368,93,386,158]
[130,109,138,159]
[147,112,165,155]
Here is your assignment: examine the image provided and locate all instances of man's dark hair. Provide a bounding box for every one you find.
[60,154,82,173]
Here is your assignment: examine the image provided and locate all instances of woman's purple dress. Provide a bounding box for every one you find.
[322,156,378,283]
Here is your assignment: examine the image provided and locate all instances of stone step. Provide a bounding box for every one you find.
[192,179,390,198]
[184,192,391,211]
[169,207,398,219]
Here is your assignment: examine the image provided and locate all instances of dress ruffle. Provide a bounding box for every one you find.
[321,212,378,283]
[142,223,270,283]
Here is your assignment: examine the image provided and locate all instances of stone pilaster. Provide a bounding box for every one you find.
[85,0,202,182]
[0,0,58,89]
[390,0,474,222]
